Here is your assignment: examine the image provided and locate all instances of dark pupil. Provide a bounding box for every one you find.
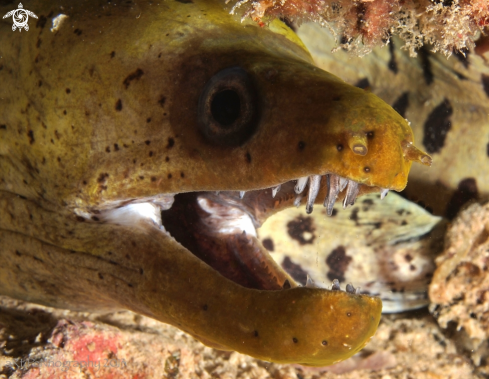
[211,89,241,126]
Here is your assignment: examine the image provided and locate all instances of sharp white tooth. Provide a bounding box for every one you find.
[239,191,246,199]
[343,180,360,208]
[324,174,340,216]
[331,279,341,291]
[294,194,303,207]
[305,175,321,214]
[306,275,316,288]
[380,188,389,199]
[355,287,362,295]
[294,176,309,194]
[339,177,348,192]
[272,185,281,198]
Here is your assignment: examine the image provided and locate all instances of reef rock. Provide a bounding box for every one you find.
[430,201,489,371]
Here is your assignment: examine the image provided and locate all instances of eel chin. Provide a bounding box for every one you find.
[159,174,382,292]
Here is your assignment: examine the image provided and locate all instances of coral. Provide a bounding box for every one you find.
[0,296,476,378]
[227,0,489,56]
[429,201,489,372]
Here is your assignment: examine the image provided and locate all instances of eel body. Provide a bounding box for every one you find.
[0,0,430,366]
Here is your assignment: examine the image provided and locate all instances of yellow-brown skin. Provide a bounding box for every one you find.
[0,0,427,365]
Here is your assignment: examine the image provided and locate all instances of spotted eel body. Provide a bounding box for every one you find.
[0,0,429,366]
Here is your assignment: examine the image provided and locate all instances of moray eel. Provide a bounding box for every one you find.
[0,0,430,366]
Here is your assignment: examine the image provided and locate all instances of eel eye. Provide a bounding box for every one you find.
[198,67,258,146]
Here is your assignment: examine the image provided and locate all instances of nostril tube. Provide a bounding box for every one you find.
[348,134,368,156]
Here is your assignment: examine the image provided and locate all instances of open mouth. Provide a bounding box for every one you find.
[97,173,385,293]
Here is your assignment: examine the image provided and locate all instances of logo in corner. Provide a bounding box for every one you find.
[3,3,38,32]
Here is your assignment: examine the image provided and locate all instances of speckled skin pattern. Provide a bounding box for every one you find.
[0,0,436,366]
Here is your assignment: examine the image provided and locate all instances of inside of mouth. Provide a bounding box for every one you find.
[157,174,383,292]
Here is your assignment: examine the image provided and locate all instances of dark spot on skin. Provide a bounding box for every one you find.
[105,146,111,153]
[287,215,316,245]
[203,304,208,310]
[146,117,151,123]
[167,138,175,148]
[113,143,119,151]
[139,268,144,275]
[245,152,252,163]
[33,256,43,263]
[151,176,157,182]
[405,254,413,262]
[331,208,338,217]
[168,173,172,179]
[419,47,434,85]
[362,199,374,205]
[392,92,409,118]
[97,173,109,183]
[98,273,104,279]
[262,238,274,252]
[482,74,489,97]
[409,264,416,271]
[333,96,341,101]
[115,99,123,111]
[326,245,352,282]
[144,140,151,145]
[254,330,259,337]
[487,142,489,157]
[281,257,308,285]
[446,178,479,219]
[27,130,34,144]
[149,151,153,157]
[110,51,115,58]
[158,53,162,58]
[123,68,144,89]
[354,78,370,90]
[293,338,298,344]
[109,260,118,265]
[127,283,133,288]
[337,144,343,151]
[158,95,166,107]
[401,220,408,225]
[180,172,185,178]
[297,141,305,151]
[36,15,47,29]
[176,0,193,3]
[350,208,359,224]
[423,99,452,154]
[322,340,328,346]
[66,88,71,94]
[366,131,374,139]
[388,40,398,74]
[15,251,21,256]
[139,176,145,180]
[38,80,43,87]
[165,156,170,162]
[364,167,370,173]
[74,28,82,36]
